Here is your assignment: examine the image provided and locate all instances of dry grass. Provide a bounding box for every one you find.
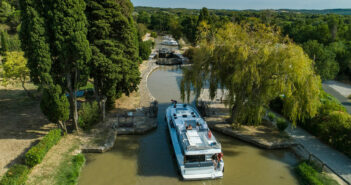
[26,135,81,185]
[0,83,55,177]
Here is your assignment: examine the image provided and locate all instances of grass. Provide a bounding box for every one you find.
[296,162,339,185]
[55,153,85,185]
[0,164,30,185]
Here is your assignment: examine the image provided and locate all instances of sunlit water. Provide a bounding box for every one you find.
[78,66,299,185]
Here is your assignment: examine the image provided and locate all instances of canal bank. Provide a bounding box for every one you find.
[78,66,300,185]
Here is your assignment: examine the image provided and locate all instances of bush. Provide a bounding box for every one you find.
[296,162,323,185]
[296,162,339,185]
[267,112,276,121]
[151,31,157,38]
[78,101,100,130]
[0,164,30,185]
[139,40,152,60]
[318,111,351,157]
[56,154,86,185]
[183,47,196,61]
[276,118,288,131]
[24,129,62,167]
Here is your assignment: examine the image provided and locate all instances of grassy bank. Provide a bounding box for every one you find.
[55,154,85,185]
[296,162,339,185]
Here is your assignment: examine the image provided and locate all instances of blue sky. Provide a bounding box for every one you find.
[131,0,351,10]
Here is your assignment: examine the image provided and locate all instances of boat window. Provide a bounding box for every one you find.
[182,115,187,118]
[184,155,205,163]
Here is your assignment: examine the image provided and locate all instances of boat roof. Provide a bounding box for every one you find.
[167,104,221,155]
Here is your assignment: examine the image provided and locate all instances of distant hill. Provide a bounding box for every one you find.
[278,9,351,15]
[135,6,351,15]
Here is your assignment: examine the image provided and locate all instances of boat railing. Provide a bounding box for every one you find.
[184,161,214,168]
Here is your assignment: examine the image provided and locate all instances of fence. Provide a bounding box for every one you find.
[294,144,350,185]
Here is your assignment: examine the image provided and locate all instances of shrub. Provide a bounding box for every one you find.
[296,162,323,185]
[276,118,288,131]
[0,164,30,185]
[78,101,100,130]
[139,40,152,60]
[24,129,62,167]
[150,31,157,38]
[318,111,351,157]
[56,154,86,185]
[267,112,276,121]
[319,91,346,115]
[183,47,196,61]
[296,162,339,185]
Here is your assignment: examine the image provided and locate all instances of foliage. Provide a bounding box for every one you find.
[318,111,351,157]
[0,52,30,94]
[139,40,152,60]
[55,154,85,185]
[0,164,30,185]
[150,31,157,38]
[302,40,339,80]
[78,101,100,130]
[86,0,141,110]
[1,31,8,55]
[24,129,62,167]
[181,22,321,125]
[40,85,70,132]
[296,162,339,185]
[0,1,14,24]
[183,47,196,61]
[267,112,276,121]
[20,0,92,132]
[276,118,289,131]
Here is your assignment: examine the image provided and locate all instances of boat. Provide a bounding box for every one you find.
[165,101,224,180]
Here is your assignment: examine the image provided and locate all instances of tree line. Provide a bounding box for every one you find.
[19,0,141,133]
[134,7,351,82]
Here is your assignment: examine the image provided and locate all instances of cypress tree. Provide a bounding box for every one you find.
[85,0,140,111]
[47,0,92,133]
[0,31,8,56]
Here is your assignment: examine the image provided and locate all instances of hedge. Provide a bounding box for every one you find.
[24,129,62,167]
[0,164,30,185]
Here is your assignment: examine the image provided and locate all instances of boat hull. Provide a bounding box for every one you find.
[165,105,224,180]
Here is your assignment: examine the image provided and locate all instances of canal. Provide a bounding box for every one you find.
[78,66,299,185]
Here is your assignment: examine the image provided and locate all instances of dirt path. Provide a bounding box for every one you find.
[0,84,55,177]
[26,135,81,185]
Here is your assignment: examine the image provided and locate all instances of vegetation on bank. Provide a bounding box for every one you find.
[0,129,62,184]
[78,101,100,130]
[296,162,339,185]
[55,154,85,185]
[25,129,62,167]
[0,164,30,185]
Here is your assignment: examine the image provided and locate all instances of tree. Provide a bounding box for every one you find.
[48,0,92,133]
[0,51,33,97]
[0,1,14,23]
[0,31,8,55]
[198,7,209,25]
[137,11,150,25]
[302,40,339,80]
[85,0,141,118]
[181,23,321,125]
[20,0,91,133]
[139,40,152,60]
[40,85,70,133]
[19,0,52,86]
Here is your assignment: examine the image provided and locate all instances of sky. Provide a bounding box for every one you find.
[131,0,351,10]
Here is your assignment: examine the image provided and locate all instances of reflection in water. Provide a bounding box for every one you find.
[78,66,299,185]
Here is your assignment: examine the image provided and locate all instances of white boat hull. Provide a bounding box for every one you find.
[165,104,224,180]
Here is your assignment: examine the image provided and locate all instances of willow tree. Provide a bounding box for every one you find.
[181,23,321,125]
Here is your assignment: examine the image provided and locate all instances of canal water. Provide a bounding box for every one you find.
[78,66,299,185]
